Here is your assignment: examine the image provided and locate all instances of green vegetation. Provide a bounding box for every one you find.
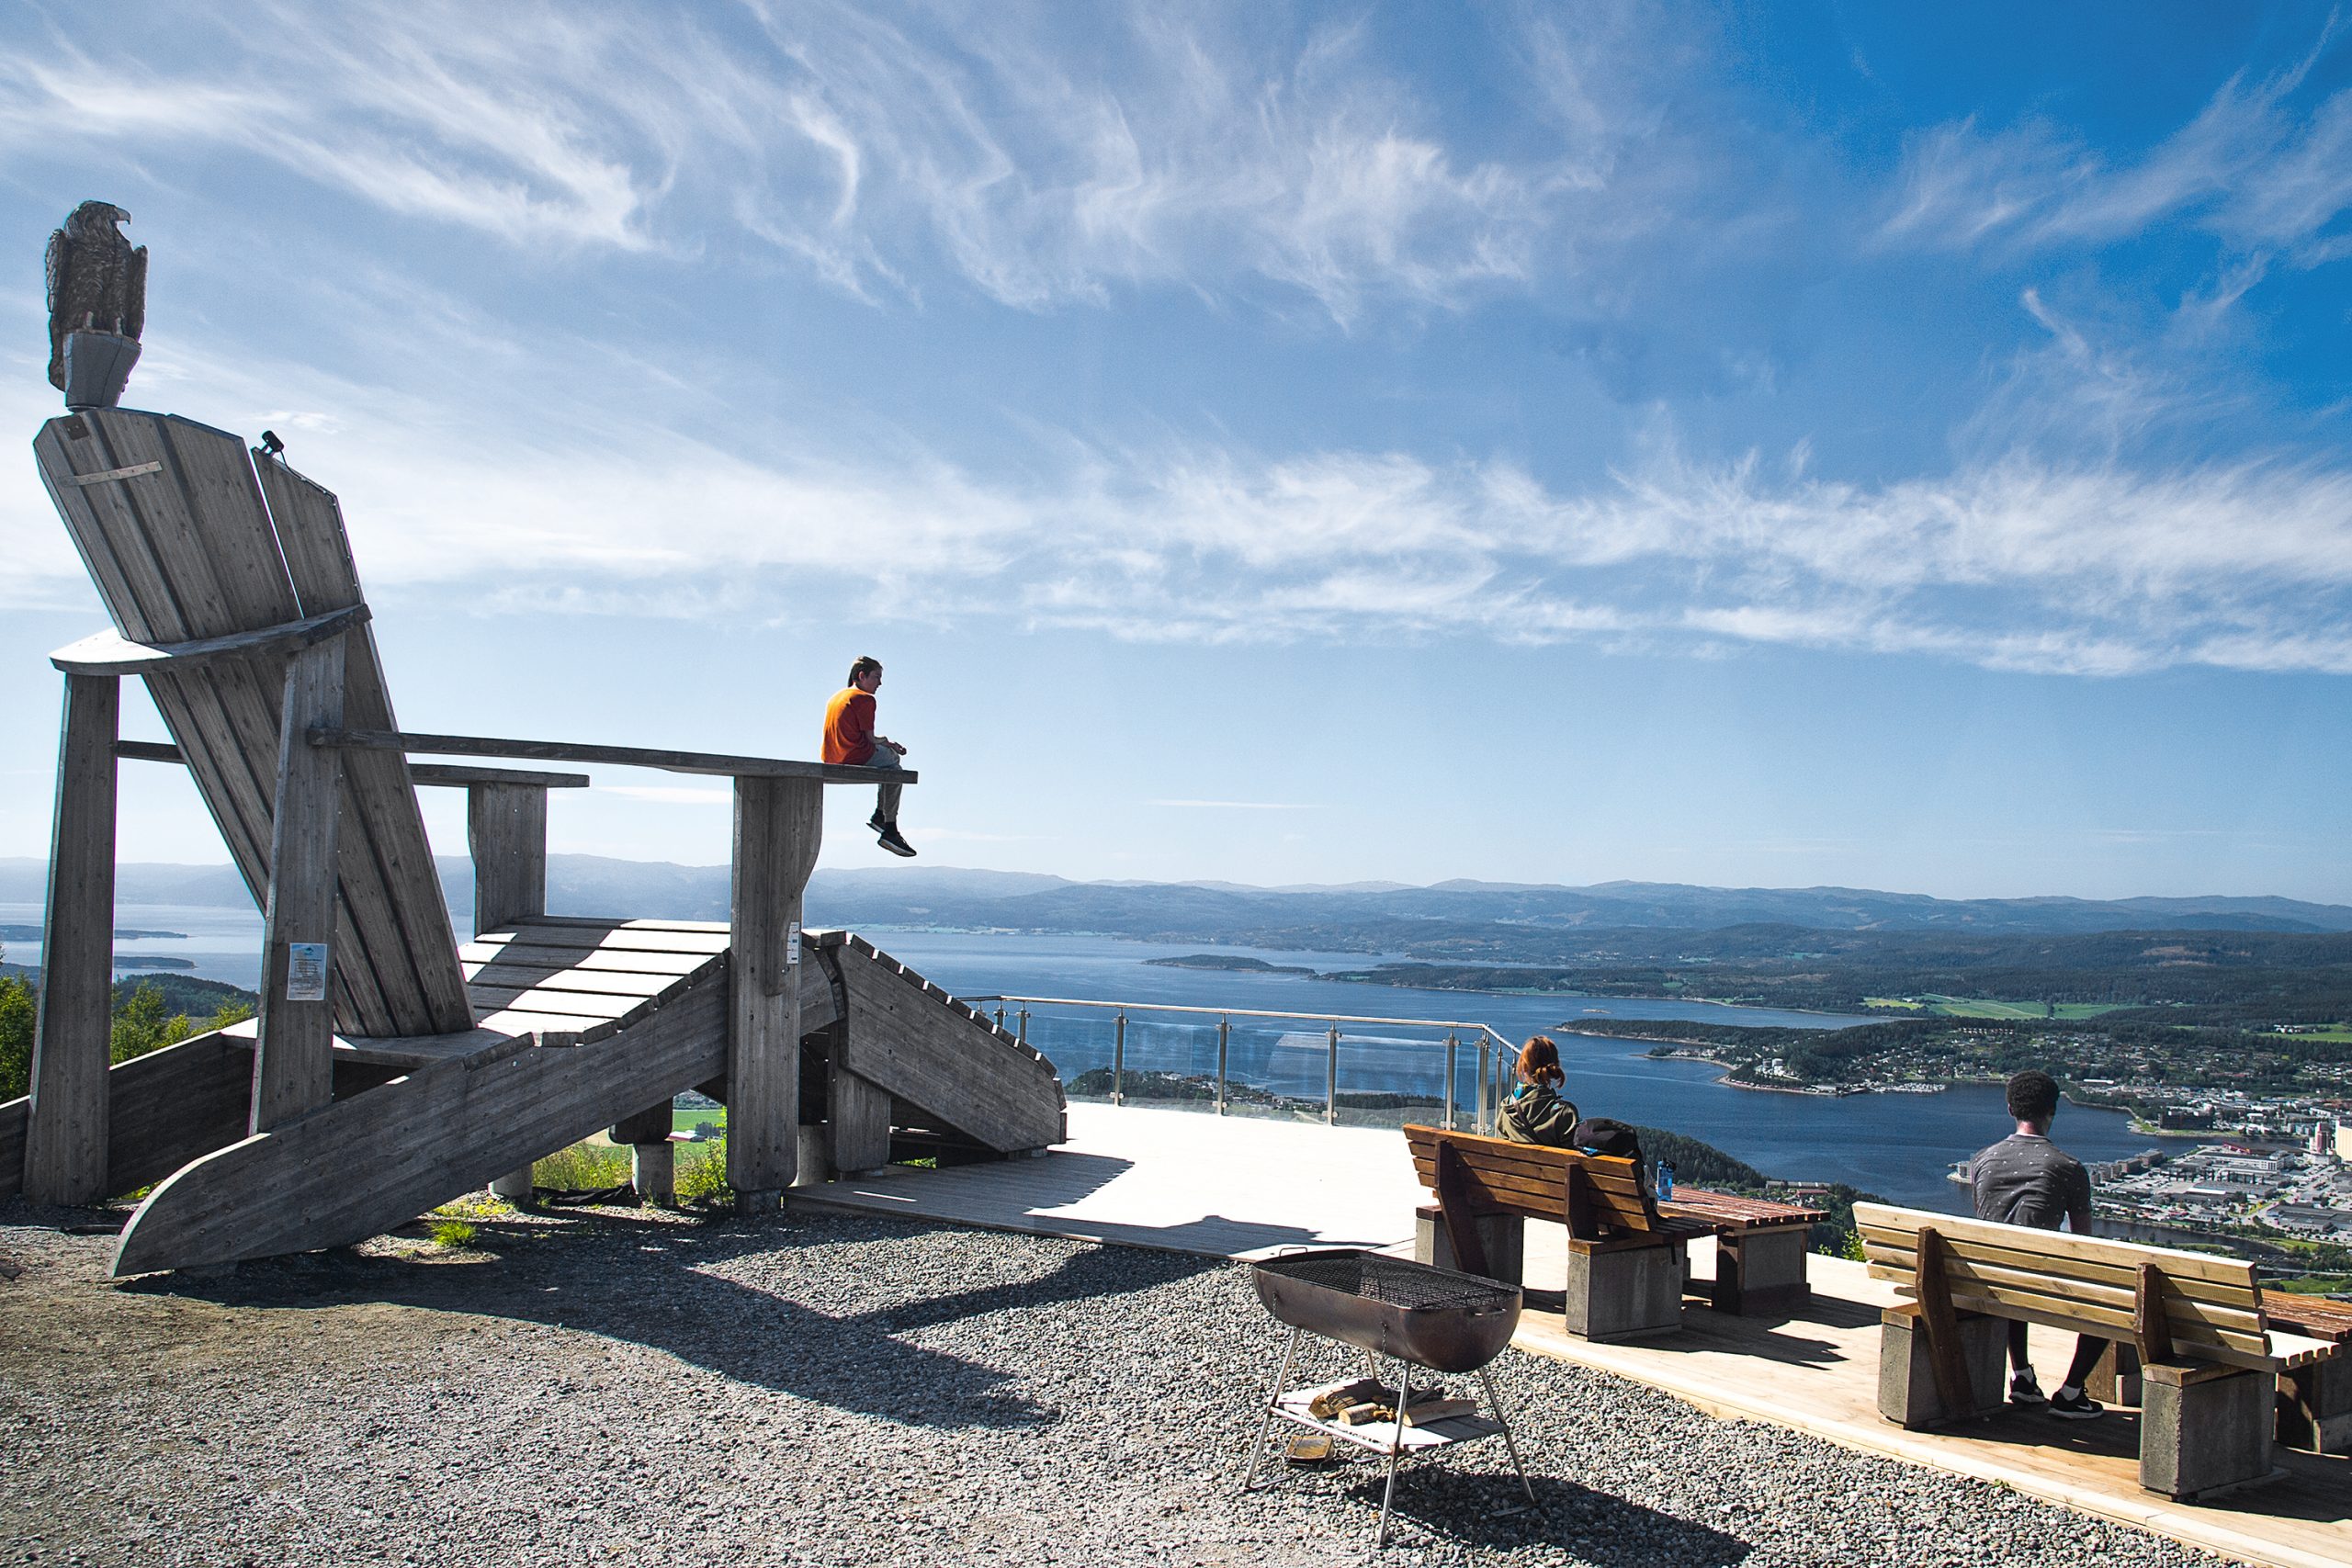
[0,971,33,1101]
[0,968,255,1101]
[675,1137,732,1207]
[1862,996,1923,1010]
[532,1141,631,1191]
[430,1218,481,1249]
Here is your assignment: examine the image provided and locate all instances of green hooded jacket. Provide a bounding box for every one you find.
[1498,1080,1580,1147]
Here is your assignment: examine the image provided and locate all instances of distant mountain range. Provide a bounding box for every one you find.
[6,857,2349,949]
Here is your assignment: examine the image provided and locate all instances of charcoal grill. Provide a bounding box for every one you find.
[1238,1248,1535,1547]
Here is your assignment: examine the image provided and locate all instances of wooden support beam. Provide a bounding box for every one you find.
[250,637,345,1133]
[2135,1261,2177,1366]
[112,739,589,791]
[1433,1141,1492,1279]
[727,775,822,1207]
[467,783,548,938]
[49,604,370,676]
[610,1100,673,1145]
[1564,1161,1595,1241]
[311,727,917,785]
[23,672,119,1205]
[1914,1225,1973,1416]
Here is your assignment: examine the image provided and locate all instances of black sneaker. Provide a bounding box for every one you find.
[866,811,888,834]
[876,824,918,858]
[2009,1370,2046,1406]
[2047,1387,2105,1420]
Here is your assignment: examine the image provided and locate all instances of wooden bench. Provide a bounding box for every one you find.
[1404,1125,1695,1340]
[1858,1201,2342,1500]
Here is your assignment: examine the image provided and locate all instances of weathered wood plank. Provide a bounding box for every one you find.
[462,925,732,958]
[23,672,119,1204]
[728,777,823,1201]
[833,942,1066,1152]
[526,916,731,934]
[460,944,716,980]
[464,965,700,1000]
[467,783,547,937]
[413,763,588,790]
[112,976,730,1274]
[831,1066,894,1173]
[1855,1203,2253,1286]
[465,984,653,1026]
[48,604,370,676]
[253,450,472,1038]
[315,728,921,785]
[251,637,345,1132]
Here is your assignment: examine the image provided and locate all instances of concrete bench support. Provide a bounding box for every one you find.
[1713,1226,1810,1316]
[2142,1359,2278,1501]
[1414,1202,1523,1284]
[1877,1306,2007,1428]
[2278,1355,2352,1456]
[1566,1238,1690,1342]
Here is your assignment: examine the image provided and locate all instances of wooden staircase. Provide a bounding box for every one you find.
[0,921,1064,1273]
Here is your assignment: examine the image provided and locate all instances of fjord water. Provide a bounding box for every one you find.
[13,908,2156,1212]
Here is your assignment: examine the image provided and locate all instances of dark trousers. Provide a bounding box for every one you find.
[2008,1320,2105,1389]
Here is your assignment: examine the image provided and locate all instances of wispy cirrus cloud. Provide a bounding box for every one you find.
[1880,22,2352,265]
[0,1,1606,322]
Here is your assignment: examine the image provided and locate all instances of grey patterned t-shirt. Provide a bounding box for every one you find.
[1967,1133,2091,1230]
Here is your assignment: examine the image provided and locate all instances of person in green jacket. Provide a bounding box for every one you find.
[1498,1035,1579,1145]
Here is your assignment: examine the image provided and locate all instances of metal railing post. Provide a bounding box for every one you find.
[1017,1008,1029,1046]
[1476,1035,1492,1134]
[1326,1023,1340,1125]
[1444,1032,1459,1131]
[1216,1017,1229,1114]
[1113,1010,1126,1106]
[993,1005,1005,1030]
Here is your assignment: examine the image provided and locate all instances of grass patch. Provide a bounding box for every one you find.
[1862,997,1924,1010]
[431,1219,481,1250]
[533,1141,631,1190]
[675,1137,732,1208]
[1911,995,2131,1021]
[675,1108,727,1138]
[2272,1274,2352,1295]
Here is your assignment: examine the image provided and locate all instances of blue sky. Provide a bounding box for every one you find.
[4,2,2351,899]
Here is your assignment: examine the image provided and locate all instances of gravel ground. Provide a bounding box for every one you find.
[0,1197,2242,1568]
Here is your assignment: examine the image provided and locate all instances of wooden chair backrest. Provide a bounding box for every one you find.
[35,409,471,1038]
[1854,1201,2271,1372]
[1404,1124,1657,1240]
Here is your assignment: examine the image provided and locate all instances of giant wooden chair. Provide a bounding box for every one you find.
[2,407,1063,1272]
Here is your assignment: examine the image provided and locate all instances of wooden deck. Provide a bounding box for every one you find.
[795,1104,2351,1568]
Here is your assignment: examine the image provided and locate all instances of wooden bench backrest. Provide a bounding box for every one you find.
[1854,1201,2271,1371]
[35,409,472,1039]
[1404,1124,1657,1239]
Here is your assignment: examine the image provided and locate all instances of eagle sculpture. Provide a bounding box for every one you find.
[46,201,145,391]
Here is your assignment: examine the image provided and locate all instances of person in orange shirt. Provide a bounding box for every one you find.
[824,656,915,857]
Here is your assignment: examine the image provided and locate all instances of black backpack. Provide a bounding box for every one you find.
[1569,1117,1644,1164]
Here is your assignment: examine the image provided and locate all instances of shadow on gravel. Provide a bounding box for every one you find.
[1324,1470,1754,1565]
[124,1207,1219,1433]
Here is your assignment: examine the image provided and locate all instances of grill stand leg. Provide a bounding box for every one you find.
[1238,1326,1305,1494]
[1376,1356,1409,1548]
[1480,1363,1539,1509]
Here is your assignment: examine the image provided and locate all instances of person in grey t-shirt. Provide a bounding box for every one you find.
[1965,1069,2109,1419]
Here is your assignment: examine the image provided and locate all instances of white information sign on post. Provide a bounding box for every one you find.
[786,919,803,966]
[285,942,329,1002]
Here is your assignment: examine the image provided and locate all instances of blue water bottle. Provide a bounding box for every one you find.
[1657,1161,1675,1201]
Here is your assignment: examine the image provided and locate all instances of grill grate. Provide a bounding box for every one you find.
[1255,1250,1515,1313]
